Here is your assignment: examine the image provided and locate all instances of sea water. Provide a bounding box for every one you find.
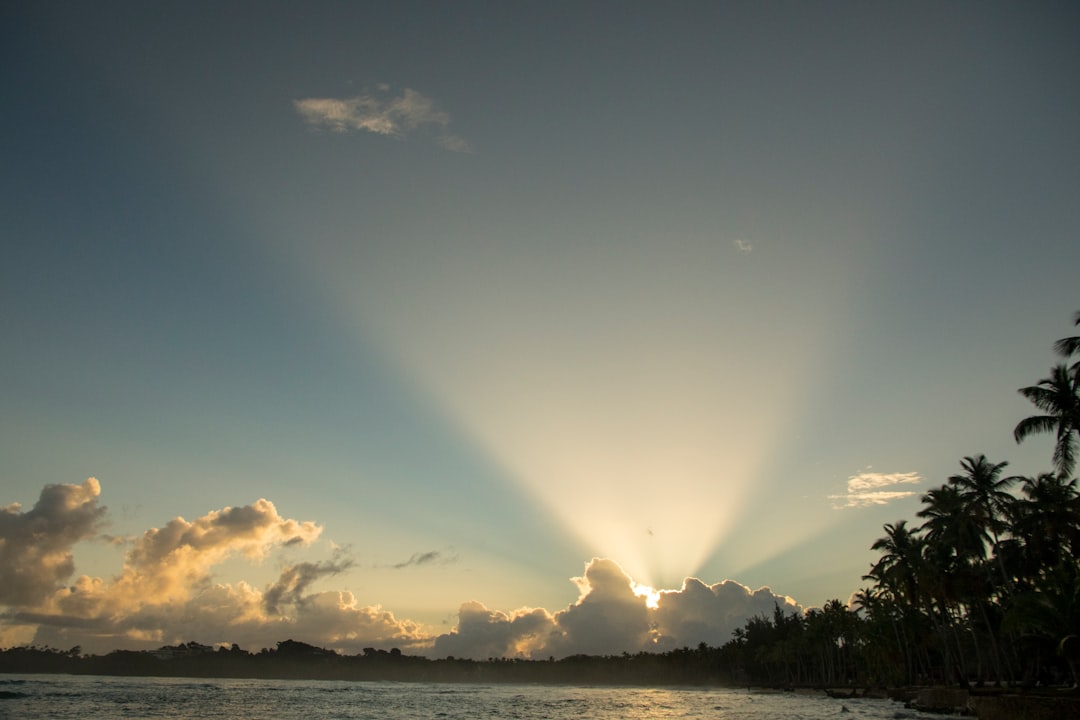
[0,674,941,719]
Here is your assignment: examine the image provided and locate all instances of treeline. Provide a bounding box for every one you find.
[0,640,743,685]
[723,311,1080,689]
[857,311,1080,688]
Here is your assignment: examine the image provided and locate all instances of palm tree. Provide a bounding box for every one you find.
[866,520,934,682]
[918,483,1005,684]
[1015,363,1080,478]
[947,455,1015,550]
[919,484,988,565]
[866,520,925,608]
[1052,310,1080,364]
[1010,473,1080,575]
[1001,562,1080,686]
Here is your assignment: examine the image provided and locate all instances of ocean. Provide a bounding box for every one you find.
[0,674,940,719]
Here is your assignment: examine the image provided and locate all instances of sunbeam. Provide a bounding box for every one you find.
[291,218,846,590]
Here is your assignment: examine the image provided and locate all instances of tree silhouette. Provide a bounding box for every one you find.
[1052,310,1080,366]
[1015,364,1080,478]
[1016,312,1080,478]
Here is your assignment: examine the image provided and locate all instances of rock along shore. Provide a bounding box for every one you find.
[903,686,1080,719]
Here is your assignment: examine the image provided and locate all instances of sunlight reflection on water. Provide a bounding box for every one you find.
[0,675,941,720]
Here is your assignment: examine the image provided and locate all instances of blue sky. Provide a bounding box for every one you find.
[2,1,1079,657]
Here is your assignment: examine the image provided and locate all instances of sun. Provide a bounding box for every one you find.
[632,582,661,610]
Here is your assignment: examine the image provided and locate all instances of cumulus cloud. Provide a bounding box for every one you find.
[89,498,323,609]
[294,86,471,152]
[271,590,428,653]
[545,558,653,657]
[22,497,318,647]
[431,558,801,660]
[830,470,922,508]
[654,577,799,647]
[27,579,430,656]
[432,601,555,660]
[3,481,810,659]
[0,484,413,653]
[263,553,354,615]
[0,478,105,606]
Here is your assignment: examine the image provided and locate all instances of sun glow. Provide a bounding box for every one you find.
[275,217,841,589]
[632,582,661,610]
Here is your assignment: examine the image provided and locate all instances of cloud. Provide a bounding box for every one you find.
[392,549,457,569]
[733,238,753,254]
[544,558,653,656]
[654,577,800,648]
[294,86,471,152]
[830,470,922,509]
[27,580,430,657]
[263,552,354,615]
[0,481,430,655]
[3,481,808,658]
[0,478,105,606]
[430,558,801,659]
[0,488,364,653]
[438,134,472,153]
[432,601,555,660]
[95,498,323,607]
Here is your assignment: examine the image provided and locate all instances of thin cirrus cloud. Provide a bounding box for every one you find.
[293,86,471,152]
[830,470,922,509]
[392,550,457,570]
[2,479,803,658]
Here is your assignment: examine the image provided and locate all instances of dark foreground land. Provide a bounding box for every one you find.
[5,641,1080,719]
[9,640,742,685]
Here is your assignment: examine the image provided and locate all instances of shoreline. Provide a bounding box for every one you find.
[6,669,1080,718]
[813,685,1080,719]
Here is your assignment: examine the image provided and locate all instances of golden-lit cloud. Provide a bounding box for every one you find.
[0,480,397,653]
[294,86,471,152]
[830,470,922,509]
[2,482,806,658]
[88,498,323,609]
[430,558,802,659]
[0,477,105,607]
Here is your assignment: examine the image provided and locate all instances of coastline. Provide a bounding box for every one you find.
[818,685,1080,720]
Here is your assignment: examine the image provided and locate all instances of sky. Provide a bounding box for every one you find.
[2,1,1079,658]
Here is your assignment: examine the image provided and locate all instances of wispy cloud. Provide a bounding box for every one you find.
[733,239,753,254]
[393,550,458,570]
[294,86,471,152]
[830,470,921,509]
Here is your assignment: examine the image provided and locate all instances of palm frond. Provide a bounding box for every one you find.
[1014,415,1058,443]
[1051,432,1078,479]
[1054,335,1080,358]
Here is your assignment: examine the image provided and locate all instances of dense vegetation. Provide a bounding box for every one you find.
[721,311,1080,689]
[3,313,1079,689]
